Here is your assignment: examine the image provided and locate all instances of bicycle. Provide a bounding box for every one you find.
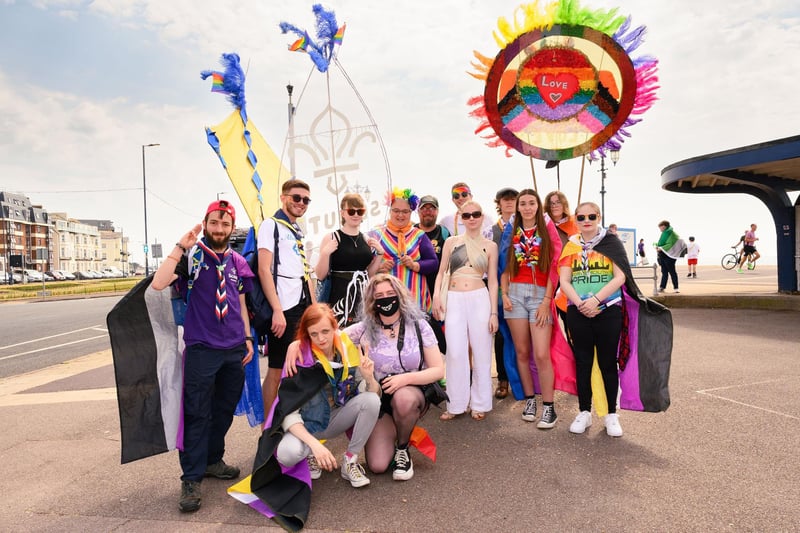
[721,246,755,271]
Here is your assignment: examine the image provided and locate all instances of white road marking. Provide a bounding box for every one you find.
[0,334,109,361]
[0,325,104,349]
[697,379,800,421]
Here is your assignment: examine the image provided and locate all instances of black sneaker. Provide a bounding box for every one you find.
[179,480,201,513]
[392,446,414,481]
[521,397,537,422]
[204,460,240,480]
[536,405,558,429]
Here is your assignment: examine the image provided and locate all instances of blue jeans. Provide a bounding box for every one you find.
[658,251,678,290]
[179,343,245,481]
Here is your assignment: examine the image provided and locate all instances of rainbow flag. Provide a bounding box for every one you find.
[210,72,225,93]
[333,23,346,45]
[289,35,307,52]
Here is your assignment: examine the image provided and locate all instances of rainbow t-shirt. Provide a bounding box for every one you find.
[558,239,621,305]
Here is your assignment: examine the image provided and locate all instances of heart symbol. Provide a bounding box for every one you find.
[535,73,579,109]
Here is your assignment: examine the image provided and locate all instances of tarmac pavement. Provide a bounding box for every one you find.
[1,266,798,532]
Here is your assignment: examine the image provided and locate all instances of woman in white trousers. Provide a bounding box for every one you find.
[432,200,498,420]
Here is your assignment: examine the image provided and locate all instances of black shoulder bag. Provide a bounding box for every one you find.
[395,319,449,407]
[246,221,279,336]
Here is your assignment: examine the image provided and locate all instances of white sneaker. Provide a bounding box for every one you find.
[569,411,592,434]
[306,455,322,480]
[392,446,414,481]
[341,453,370,488]
[604,413,623,437]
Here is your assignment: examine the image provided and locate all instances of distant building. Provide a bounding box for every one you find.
[50,213,102,273]
[0,191,52,275]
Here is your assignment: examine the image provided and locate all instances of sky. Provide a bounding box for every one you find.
[2,0,800,268]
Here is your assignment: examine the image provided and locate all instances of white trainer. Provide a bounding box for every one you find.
[569,411,593,434]
[306,455,322,480]
[340,454,370,488]
[604,413,623,437]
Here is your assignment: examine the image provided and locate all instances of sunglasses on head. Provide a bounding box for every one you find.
[460,210,483,220]
[345,208,366,216]
[576,214,599,222]
[452,191,470,200]
[286,193,311,205]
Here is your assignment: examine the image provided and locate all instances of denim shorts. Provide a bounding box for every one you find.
[505,282,550,323]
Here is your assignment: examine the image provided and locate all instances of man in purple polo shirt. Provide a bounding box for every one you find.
[152,200,255,513]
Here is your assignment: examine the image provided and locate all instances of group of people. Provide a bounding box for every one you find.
[151,179,653,521]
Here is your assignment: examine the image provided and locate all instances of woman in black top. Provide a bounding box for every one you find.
[316,193,382,326]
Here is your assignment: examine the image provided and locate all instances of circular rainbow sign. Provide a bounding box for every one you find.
[484,25,636,161]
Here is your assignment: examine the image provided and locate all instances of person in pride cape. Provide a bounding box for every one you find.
[249,304,380,530]
[558,202,673,438]
[500,189,562,429]
[374,187,439,313]
[150,200,255,513]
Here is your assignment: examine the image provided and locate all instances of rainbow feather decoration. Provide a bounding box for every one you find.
[279,4,346,73]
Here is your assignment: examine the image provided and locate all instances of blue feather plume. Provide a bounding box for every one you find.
[200,52,246,111]
[279,4,342,73]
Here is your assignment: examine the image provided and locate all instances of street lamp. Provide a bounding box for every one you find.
[596,149,620,226]
[142,143,160,276]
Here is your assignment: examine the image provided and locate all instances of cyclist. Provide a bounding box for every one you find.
[736,224,760,273]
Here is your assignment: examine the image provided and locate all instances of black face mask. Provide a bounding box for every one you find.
[375,296,400,317]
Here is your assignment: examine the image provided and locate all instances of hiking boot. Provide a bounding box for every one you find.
[307,455,322,480]
[341,453,370,488]
[604,413,623,437]
[179,480,201,513]
[521,397,537,422]
[569,411,593,434]
[204,460,240,480]
[536,404,558,429]
[392,446,414,481]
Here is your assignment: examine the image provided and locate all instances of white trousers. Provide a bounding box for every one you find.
[444,288,493,413]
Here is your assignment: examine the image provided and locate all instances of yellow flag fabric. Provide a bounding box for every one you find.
[207,110,290,231]
[590,350,609,417]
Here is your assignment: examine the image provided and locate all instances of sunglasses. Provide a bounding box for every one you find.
[286,193,311,205]
[452,191,470,200]
[460,210,483,220]
[576,214,599,222]
[345,208,366,216]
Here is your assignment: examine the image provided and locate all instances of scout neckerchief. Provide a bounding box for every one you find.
[578,227,606,274]
[309,331,361,406]
[273,209,310,281]
[193,238,233,321]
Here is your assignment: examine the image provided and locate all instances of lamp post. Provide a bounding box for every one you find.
[142,143,159,276]
[598,149,620,226]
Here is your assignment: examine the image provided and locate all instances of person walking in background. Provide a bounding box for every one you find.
[737,223,761,273]
[433,200,499,421]
[637,238,648,266]
[151,200,255,513]
[686,236,700,278]
[500,189,562,429]
[315,193,382,326]
[492,187,518,399]
[655,220,681,294]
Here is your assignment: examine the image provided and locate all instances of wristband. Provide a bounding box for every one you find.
[490,312,498,316]
[593,295,601,304]
[175,242,188,253]
[245,336,254,342]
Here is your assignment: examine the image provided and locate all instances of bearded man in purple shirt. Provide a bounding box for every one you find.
[152,200,255,513]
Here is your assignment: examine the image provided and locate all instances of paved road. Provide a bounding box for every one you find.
[0,296,118,378]
[1,304,798,531]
